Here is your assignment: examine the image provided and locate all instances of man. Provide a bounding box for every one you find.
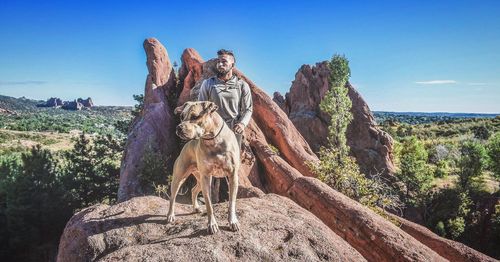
[197,49,252,203]
[198,49,253,147]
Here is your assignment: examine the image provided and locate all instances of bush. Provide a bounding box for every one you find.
[457,140,488,191]
[435,221,446,237]
[447,216,466,240]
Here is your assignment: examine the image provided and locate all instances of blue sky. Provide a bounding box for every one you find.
[0,0,499,113]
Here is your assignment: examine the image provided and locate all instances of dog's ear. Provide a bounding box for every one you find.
[174,103,186,115]
[203,101,218,113]
[209,102,218,113]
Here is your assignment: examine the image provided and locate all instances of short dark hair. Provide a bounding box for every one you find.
[217,49,235,63]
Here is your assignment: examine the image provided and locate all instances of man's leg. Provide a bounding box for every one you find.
[235,133,242,149]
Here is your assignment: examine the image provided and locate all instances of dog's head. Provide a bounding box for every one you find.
[174,101,219,140]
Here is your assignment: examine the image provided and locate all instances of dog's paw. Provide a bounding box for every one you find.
[229,220,240,232]
[193,207,202,213]
[167,215,175,223]
[208,222,219,234]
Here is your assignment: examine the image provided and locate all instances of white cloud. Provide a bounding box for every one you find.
[415,80,458,85]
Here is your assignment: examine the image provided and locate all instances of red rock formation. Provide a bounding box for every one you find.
[176,48,204,107]
[77,97,93,108]
[275,61,396,177]
[117,38,179,202]
[391,214,497,262]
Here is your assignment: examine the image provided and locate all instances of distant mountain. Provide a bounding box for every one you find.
[374,111,498,118]
[374,111,499,125]
[0,94,41,111]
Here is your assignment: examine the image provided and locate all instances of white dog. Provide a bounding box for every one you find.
[167,101,240,234]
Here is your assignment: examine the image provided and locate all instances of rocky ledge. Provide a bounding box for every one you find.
[57,194,365,262]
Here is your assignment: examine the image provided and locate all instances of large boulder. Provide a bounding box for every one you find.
[274,61,396,177]
[57,195,365,262]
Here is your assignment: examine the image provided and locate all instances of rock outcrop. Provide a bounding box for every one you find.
[117,38,179,202]
[37,97,93,110]
[77,97,94,108]
[57,195,365,262]
[37,97,63,108]
[274,62,396,177]
[61,100,84,110]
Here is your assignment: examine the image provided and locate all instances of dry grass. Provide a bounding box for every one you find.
[0,129,76,153]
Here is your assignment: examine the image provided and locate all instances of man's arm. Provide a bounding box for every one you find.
[237,81,253,127]
[198,79,209,101]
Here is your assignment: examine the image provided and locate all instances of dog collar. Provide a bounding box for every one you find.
[201,121,226,140]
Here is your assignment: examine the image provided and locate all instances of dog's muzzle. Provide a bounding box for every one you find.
[176,125,190,141]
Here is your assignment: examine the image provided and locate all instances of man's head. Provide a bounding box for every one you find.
[216,49,235,77]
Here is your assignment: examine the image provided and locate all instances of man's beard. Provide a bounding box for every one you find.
[217,65,233,77]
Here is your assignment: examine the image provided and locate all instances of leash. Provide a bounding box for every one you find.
[201,120,226,140]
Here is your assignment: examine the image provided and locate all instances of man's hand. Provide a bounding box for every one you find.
[233,123,245,134]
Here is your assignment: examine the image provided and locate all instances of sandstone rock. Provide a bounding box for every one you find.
[143,38,177,105]
[57,195,365,262]
[391,214,497,262]
[177,48,204,107]
[281,61,396,177]
[37,97,63,108]
[118,38,179,202]
[234,68,319,178]
[272,91,289,114]
[77,97,94,108]
[62,100,83,110]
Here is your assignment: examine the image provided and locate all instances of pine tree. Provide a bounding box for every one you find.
[396,136,433,215]
[63,133,120,208]
[311,54,400,213]
[2,146,70,261]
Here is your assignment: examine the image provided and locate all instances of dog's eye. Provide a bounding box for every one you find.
[189,114,202,121]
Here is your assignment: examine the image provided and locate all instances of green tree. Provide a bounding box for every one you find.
[131,94,144,118]
[311,54,400,214]
[457,140,488,191]
[487,132,500,179]
[62,133,120,209]
[396,136,433,216]
[1,146,71,261]
[320,54,351,160]
[473,125,490,140]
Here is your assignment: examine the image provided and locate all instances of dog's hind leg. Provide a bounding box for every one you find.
[200,175,219,234]
[167,166,192,223]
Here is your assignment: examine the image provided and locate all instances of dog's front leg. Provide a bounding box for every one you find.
[201,175,219,234]
[228,171,240,231]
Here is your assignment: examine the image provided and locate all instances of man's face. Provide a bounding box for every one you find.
[216,54,234,75]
